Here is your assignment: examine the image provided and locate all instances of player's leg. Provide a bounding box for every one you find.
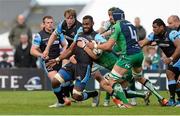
[72,65,99,102]
[175,75,180,107]
[166,66,178,106]
[133,68,168,106]
[93,70,131,108]
[49,65,73,107]
[170,60,180,106]
[131,52,168,106]
[128,78,137,105]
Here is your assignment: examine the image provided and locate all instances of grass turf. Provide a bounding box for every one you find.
[0,91,179,115]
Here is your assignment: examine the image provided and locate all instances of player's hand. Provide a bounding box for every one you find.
[42,49,49,60]
[162,57,172,65]
[46,59,57,69]
[69,55,77,64]
[77,40,86,48]
[87,42,95,50]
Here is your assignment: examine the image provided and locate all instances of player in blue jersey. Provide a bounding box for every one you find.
[139,18,180,106]
[30,16,71,108]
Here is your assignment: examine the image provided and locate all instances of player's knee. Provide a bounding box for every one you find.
[51,78,61,87]
[72,89,83,101]
[72,94,83,101]
[51,73,65,87]
[166,70,176,80]
[53,73,65,83]
[100,78,110,87]
[132,70,142,79]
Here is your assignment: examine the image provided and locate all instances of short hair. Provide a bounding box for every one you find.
[153,18,166,27]
[83,15,93,22]
[42,15,53,23]
[170,15,180,22]
[135,17,140,21]
[64,8,77,18]
[108,7,117,12]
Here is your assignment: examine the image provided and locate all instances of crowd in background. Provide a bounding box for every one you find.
[0,14,165,71]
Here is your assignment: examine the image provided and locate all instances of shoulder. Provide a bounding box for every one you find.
[169,29,180,42]
[147,32,155,41]
[76,20,82,26]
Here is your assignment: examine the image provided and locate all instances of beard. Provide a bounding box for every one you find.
[83,27,93,34]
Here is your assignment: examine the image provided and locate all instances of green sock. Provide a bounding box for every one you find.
[112,83,129,104]
[124,90,145,98]
[105,92,111,101]
[144,80,163,100]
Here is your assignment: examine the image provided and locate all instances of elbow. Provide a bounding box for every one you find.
[106,45,113,51]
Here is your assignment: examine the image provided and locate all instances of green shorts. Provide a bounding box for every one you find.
[115,52,144,70]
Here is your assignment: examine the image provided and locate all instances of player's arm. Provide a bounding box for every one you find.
[56,42,75,62]
[171,39,180,61]
[139,32,154,48]
[44,31,57,54]
[169,30,180,61]
[84,46,98,60]
[46,42,75,68]
[95,24,119,51]
[43,23,63,57]
[59,33,68,53]
[30,34,43,58]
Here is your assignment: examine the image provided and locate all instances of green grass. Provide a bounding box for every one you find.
[0,91,179,115]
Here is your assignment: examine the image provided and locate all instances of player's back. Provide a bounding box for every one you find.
[116,20,141,55]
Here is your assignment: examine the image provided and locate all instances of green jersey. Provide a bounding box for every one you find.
[110,20,141,55]
[95,52,118,70]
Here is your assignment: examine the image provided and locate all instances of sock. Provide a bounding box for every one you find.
[176,87,180,101]
[112,83,128,103]
[124,89,145,98]
[82,91,98,101]
[105,92,111,101]
[53,86,65,104]
[168,80,176,100]
[143,80,163,100]
[129,78,136,91]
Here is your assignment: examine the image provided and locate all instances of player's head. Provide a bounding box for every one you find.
[108,7,117,24]
[152,18,166,35]
[42,15,54,32]
[2,52,9,61]
[112,8,125,22]
[64,8,77,28]
[17,14,25,25]
[134,17,141,27]
[82,15,94,34]
[167,15,180,29]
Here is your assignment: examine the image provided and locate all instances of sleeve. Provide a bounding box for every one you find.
[73,27,83,42]
[94,34,107,43]
[147,32,155,41]
[55,22,63,36]
[110,23,120,41]
[32,33,41,47]
[169,30,180,42]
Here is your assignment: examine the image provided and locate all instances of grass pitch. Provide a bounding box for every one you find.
[0,91,179,115]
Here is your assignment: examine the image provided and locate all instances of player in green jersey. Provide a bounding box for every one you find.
[87,8,168,106]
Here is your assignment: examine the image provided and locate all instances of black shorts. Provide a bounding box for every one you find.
[59,62,92,91]
[167,65,180,80]
[45,61,62,72]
